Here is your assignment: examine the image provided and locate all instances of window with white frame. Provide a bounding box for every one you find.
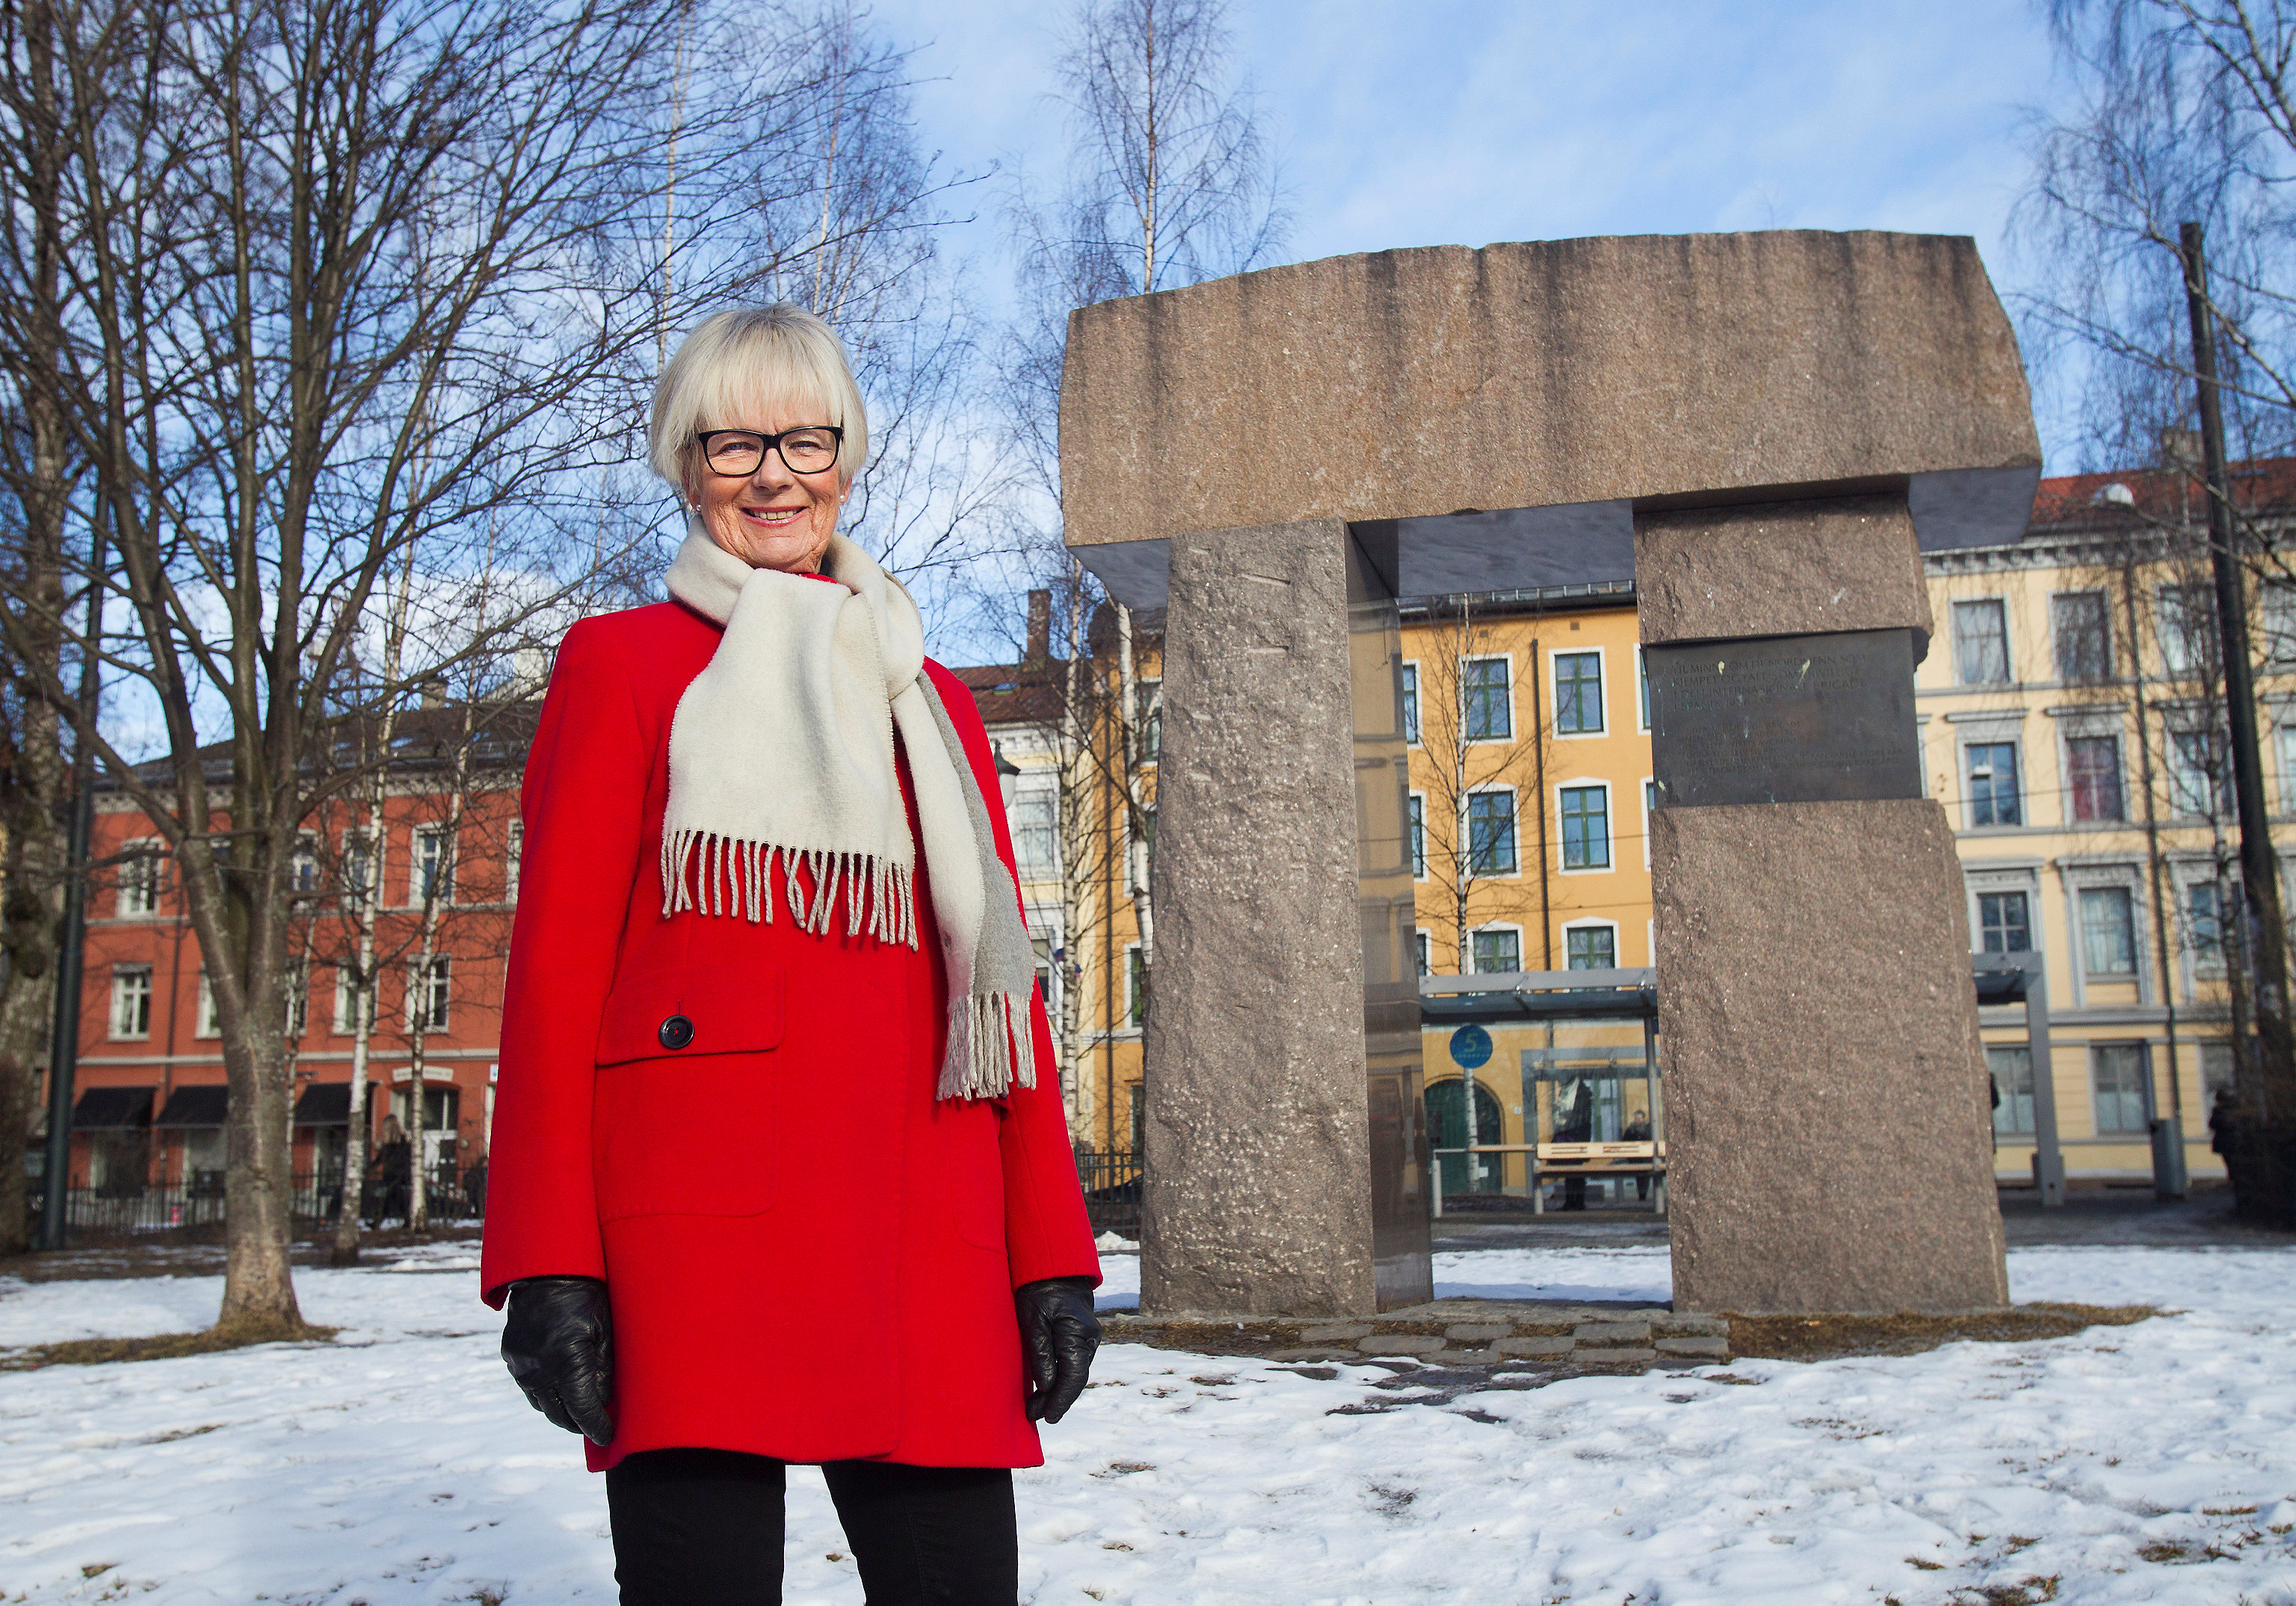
[341,828,380,904]
[1010,793,1057,878]
[2158,584,2215,674]
[1466,790,1517,874]
[1029,928,1060,1016]
[2201,1042,2237,1102]
[1137,679,1161,762]
[1975,888,2033,954]
[1565,923,1617,970]
[1552,650,1603,735]
[1636,647,1650,730]
[289,835,321,897]
[1470,927,1521,975]
[2091,1043,2150,1134]
[333,967,367,1036]
[117,839,163,916]
[2066,733,2126,822]
[407,956,451,1032]
[2079,884,2139,978]
[2182,876,2232,972]
[1965,741,2022,827]
[411,825,455,905]
[1952,599,2011,685]
[1462,658,1511,741]
[2169,727,2232,818]
[1125,945,1147,1028]
[1558,783,1610,870]
[1401,663,1421,745]
[1408,794,1426,879]
[1413,930,1431,978]
[2263,580,2296,665]
[197,973,221,1038]
[1989,1045,2035,1136]
[2052,590,2113,683]
[111,966,153,1039]
[1642,779,1655,868]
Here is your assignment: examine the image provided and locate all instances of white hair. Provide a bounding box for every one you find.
[648,304,870,491]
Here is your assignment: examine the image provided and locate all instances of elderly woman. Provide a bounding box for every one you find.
[479,304,1102,1605]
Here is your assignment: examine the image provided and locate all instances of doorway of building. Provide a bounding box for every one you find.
[390,1084,460,1170]
[1425,1077,1503,1198]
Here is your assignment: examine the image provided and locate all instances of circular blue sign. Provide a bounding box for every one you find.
[1448,1025,1493,1070]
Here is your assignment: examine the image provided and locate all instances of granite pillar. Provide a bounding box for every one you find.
[1141,519,1428,1317]
[1639,496,2010,1313]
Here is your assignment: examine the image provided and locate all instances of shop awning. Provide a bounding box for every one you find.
[155,1085,228,1128]
[72,1086,156,1130]
[293,1082,380,1127]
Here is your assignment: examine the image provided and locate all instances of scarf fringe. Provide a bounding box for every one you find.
[661,828,916,947]
[937,991,1035,1101]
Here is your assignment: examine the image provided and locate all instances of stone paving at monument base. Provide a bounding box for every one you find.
[1099,1300,1730,1370]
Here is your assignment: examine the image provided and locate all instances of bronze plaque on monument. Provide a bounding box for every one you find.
[1647,628,1923,808]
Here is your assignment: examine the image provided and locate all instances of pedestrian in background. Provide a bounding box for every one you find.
[373,1115,411,1226]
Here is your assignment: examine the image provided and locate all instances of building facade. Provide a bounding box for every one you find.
[58,457,2292,1216]
[62,699,528,1222]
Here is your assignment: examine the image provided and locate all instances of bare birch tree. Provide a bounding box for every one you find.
[1001,0,1287,1032]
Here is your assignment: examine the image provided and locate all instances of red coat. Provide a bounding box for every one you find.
[479,598,1100,1472]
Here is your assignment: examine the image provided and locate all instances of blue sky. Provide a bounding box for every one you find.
[874,0,2092,464]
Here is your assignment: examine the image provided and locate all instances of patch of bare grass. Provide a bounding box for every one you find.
[1724,1303,2156,1362]
[0,1317,337,1370]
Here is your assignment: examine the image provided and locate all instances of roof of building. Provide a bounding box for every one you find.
[946,662,1070,729]
[2028,455,2296,534]
[99,697,542,794]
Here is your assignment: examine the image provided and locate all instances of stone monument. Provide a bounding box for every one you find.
[1061,230,2031,1317]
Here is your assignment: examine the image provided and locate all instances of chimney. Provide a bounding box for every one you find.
[1025,590,1052,667]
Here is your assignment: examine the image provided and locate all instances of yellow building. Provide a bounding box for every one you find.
[1396,584,1655,1194]
[1922,459,2296,1185]
[984,458,2294,1197]
[960,595,1157,1163]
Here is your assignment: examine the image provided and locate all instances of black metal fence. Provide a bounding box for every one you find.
[35,1152,1123,1239]
[29,1161,485,1237]
[1076,1149,1140,1238]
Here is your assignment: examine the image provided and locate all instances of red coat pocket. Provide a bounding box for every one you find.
[592,966,784,1221]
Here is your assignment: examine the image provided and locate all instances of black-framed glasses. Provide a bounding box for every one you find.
[693,425,843,478]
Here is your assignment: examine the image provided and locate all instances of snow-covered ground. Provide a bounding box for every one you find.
[1091,1244,1679,1310]
[0,1244,2290,1603]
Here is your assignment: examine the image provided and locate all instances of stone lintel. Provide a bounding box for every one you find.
[1060,231,2040,557]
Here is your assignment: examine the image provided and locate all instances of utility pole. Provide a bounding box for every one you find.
[2180,220,2295,1221]
[37,519,105,1250]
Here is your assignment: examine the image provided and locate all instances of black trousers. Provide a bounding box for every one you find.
[605,1447,1019,1606]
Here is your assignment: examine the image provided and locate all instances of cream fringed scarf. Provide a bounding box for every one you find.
[661,528,1037,1101]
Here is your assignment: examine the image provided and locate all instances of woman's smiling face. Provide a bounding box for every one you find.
[687,419,844,574]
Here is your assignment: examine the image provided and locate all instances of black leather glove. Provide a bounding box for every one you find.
[1016,1276,1100,1424]
[502,1276,615,1446]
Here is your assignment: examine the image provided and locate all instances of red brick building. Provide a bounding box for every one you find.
[67,708,525,1220]
[58,661,1042,1222]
